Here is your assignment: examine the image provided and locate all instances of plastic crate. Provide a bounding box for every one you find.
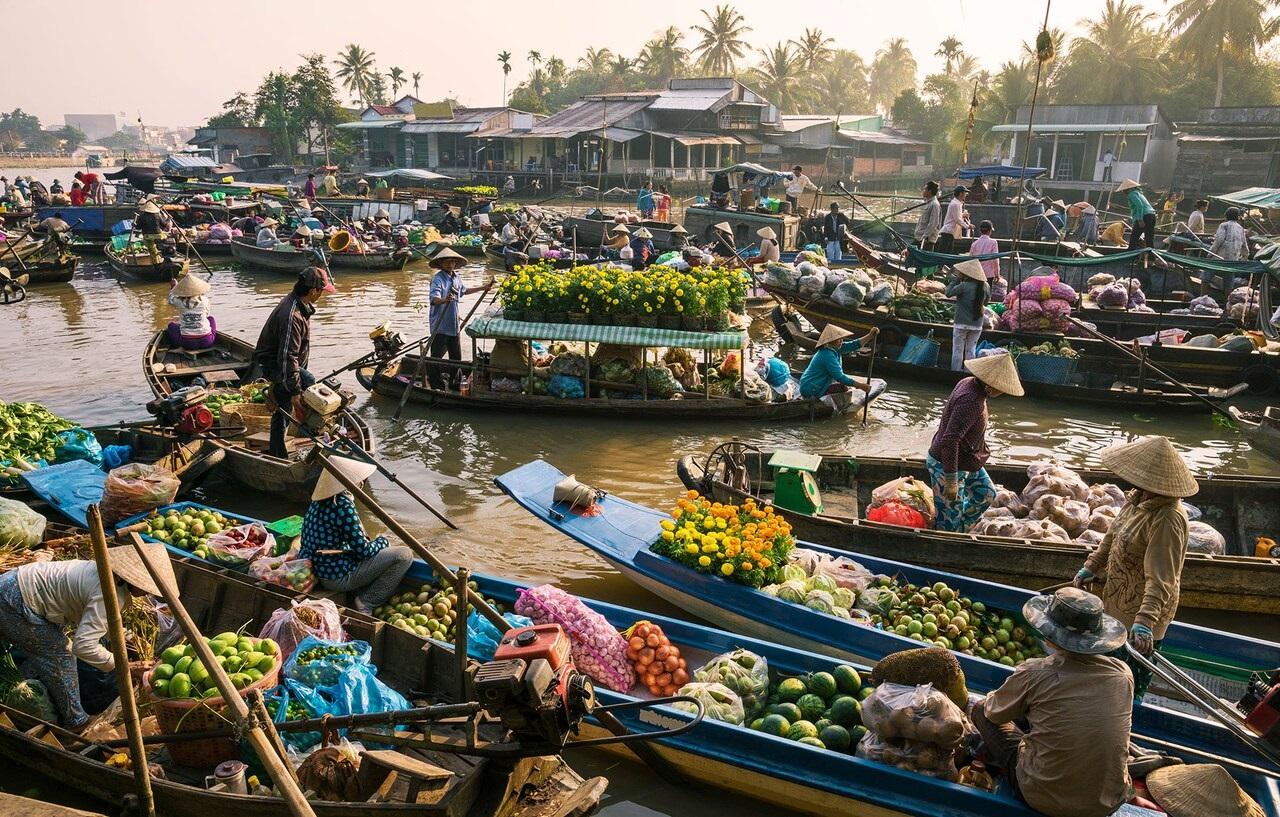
[1015,354,1077,385]
[897,334,940,368]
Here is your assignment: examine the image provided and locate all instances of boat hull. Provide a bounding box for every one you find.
[104,243,188,282]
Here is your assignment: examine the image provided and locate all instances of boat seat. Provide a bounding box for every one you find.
[356,748,453,803]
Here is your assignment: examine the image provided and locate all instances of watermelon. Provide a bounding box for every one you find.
[786,720,819,741]
[776,677,807,703]
[767,702,802,723]
[820,724,851,751]
[807,671,837,700]
[796,693,827,722]
[828,695,861,727]
[798,736,826,749]
[761,714,790,736]
[834,664,862,695]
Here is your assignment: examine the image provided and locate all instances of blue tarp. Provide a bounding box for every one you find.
[956,165,1047,180]
[21,459,106,528]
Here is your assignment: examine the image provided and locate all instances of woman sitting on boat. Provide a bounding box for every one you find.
[165,274,216,350]
[927,353,1024,532]
[0,544,172,731]
[798,324,878,400]
[601,224,630,258]
[255,217,280,248]
[708,222,741,265]
[669,224,690,250]
[755,226,780,264]
[1075,435,1196,700]
[629,227,656,269]
[301,456,414,614]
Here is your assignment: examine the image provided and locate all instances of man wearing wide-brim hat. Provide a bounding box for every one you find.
[798,323,879,401]
[166,273,217,350]
[973,587,1135,817]
[427,247,492,390]
[1116,178,1157,250]
[946,259,990,372]
[927,352,1024,532]
[1075,435,1197,699]
[0,542,176,730]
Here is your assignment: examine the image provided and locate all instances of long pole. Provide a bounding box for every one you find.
[88,507,154,817]
[1011,0,1053,261]
[127,534,318,817]
[862,333,877,428]
[395,274,497,421]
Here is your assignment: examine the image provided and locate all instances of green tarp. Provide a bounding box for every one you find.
[466,314,746,350]
[1212,187,1280,211]
[906,245,1269,277]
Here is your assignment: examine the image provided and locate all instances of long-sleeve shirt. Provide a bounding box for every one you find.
[256,227,278,248]
[636,189,654,212]
[319,175,339,196]
[983,651,1133,817]
[947,278,989,329]
[429,270,468,336]
[1126,189,1154,222]
[785,173,816,197]
[1209,220,1247,261]
[914,197,941,243]
[799,340,861,398]
[941,197,969,238]
[757,238,780,263]
[1084,492,1188,639]
[969,234,1000,279]
[254,292,313,395]
[822,212,851,241]
[169,291,212,337]
[1187,209,1206,234]
[302,179,317,200]
[928,376,989,474]
[16,561,114,671]
[300,493,390,582]
[628,238,656,268]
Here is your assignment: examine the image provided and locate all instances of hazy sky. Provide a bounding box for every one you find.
[5,0,1131,127]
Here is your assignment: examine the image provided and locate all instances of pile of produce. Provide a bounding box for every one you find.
[516,584,634,691]
[1007,339,1079,360]
[0,496,47,548]
[148,632,280,699]
[763,261,902,310]
[1089,276,1149,311]
[624,621,689,697]
[140,506,246,559]
[650,490,795,588]
[375,578,504,642]
[288,641,367,687]
[1001,271,1076,333]
[867,477,935,529]
[892,293,955,323]
[452,232,486,248]
[747,661,874,753]
[0,400,76,478]
[455,185,498,197]
[694,648,769,717]
[204,383,268,421]
[858,681,968,780]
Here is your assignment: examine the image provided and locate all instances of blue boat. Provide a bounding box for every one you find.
[494,459,1280,774]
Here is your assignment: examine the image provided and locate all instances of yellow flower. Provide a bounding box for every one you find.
[684,543,698,554]
[660,519,675,531]
[698,555,712,567]
[660,531,674,541]
[720,563,735,576]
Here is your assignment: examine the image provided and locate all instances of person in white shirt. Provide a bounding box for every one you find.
[784,165,816,210]
[1101,148,1115,182]
[755,226,780,263]
[913,181,942,249]
[937,185,970,254]
[0,544,172,729]
[1187,199,1208,235]
[499,216,521,246]
[166,273,216,349]
[1207,207,1249,296]
[255,217,280,248]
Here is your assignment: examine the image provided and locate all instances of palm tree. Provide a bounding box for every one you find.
[528,50,543,69]
[607,56,634,92]
[497,51,513,104]
[387,66,406,98]
[953,54,981,82]
[545,56,567,85]
[333,43,376,106]
[1053,1,1166,104]
[1168,0,1280,106]
[638,26,689,82]
[692,4,752,75]
[753,43,810,114]
[813,49,871,113]
[869,38,918,113]
[791,27,834,72]
[935,36,964,73]
[579,47,614,73]
[411,71,422,98]
[1023,26,1068,89]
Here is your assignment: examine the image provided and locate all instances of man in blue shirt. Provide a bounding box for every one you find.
[799,324,878,399]
[427,247,492,390]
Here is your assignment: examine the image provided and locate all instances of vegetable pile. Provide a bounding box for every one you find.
[749,662,874,753]
[625,621,689,697]
[204,384,268,421]
[148,632,280,699]
[375,579,503,641]
[141,507,244,559]
[650,490,795,588]
[455,185,498,197]
[289,642,366,688]
[0,401,75,477]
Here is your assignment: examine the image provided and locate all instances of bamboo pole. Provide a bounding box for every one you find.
[126,534,318,817]
[87,506,154,817]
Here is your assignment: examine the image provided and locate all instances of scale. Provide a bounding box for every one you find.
[768,450,824,515]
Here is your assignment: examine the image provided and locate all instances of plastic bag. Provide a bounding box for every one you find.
[860,682,966,747]
[672,681,745,725]
[855,730,958,780]
[1076,529,1106,545]
[264,679,329,750]
[1085,483,1127,510]
[100,463,180,525]
[1029,495,1091,537]
[693,649,769,718]
[286,636,373,688]
[764,262,800,290]
[205,522,274,569]
[790,548,874,591]
[1016,272,1076,302]
[0,497,46,548]
[869,477,935,523]
[549,352,587,377]
[971,516,1072,542]
[831,280,866,308]
[798,274,825,299]
[547,374,584,399]
[990,488,1029,518]
[823,270,851,294]
[1087,272,1115,288]
[1021,471,1088,505]
[856,586,900,615]
[248,556,315,593]
[259,598,346,660]
[466,610,533,661]
[1088,504,1120,533]
[5,679,57,723]
[865,281,895,307]
[515,584,634,692]
[54,428,103,466]
[1187,520,1226,555]
[867,500,927,529]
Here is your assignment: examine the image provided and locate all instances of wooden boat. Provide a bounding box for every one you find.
[496,459,1280,774]
[104,241,189,282]
[483,243,577,271]
[560,215,682,252]
[1231,406,1280,463]
[143,331,375,501]
[0,553,604,817]
[230,235,408,273]
[357,352,886,421]
[0,231,79,284]
[678,448,1280,614]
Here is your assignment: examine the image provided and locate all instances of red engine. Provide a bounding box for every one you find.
[146,386,215,436]
[1238,668,1280,748]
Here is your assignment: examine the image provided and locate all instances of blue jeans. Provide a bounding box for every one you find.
[825,240,843,262]
[0,572,90,727]
[269,368,315,458]
[926,454,996,532]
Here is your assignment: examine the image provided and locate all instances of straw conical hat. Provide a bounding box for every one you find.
[1116,179,1141,192]
[713,221,733,235]
[138,200,161,214]
[294,223,313,237]
[671,225,688,234]
[260,217,278,228]
[954,258,986,282]
[634,227,653,239]
[816,324,854,349]
[108,542,176,598]
[611,224,630,235]
[430,247,467,268]
[172,274,210,297]
[1147,764,1264,817]
[312,456,378,501]
[1099,435,1198,497]
[756,226,776,240]
[375,208,390,219]
[965,354,1024,397]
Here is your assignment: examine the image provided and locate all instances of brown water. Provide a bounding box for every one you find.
[2,173,1278,814]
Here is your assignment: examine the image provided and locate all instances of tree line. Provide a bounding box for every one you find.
[0,110,86,153]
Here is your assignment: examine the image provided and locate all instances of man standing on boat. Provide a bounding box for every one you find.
[255,266,334,458]
[1208,207,1249,295]
[937,185,970,254]
[1117,179,1156,250]
[320,169,340,197]
[785,165,816,212]
[914,181,942,251]
[822,202,852,263]
[427,248,492,391]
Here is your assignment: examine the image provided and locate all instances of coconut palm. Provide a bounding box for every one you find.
[753,43,811,114]
[528,50,543,69]
[953,54,981,82]
[1168,0,1280,106]
[1053,0,1166,104]
[869,38,918,113]
[333,43,377,107]
[579,47,614,73]
[545,56,567,85]
[387,66,406,98]
[638,26,689,82]
[1023,26,1069,90]
[935,36,964,73]
[812,49,871,113]
[791,27,834,72]
[607,56,634,92]
[498,51,513,104]
[411,71,422,98]
[693,4,753,75]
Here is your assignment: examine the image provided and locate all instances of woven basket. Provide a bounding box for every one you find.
[220,402,272,435]
[143,658,280,768]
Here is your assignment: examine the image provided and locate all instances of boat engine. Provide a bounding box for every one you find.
[146,386,214,436]
[368,322,405,362]
[473,624,596,752]
[298,381,352,436]
[1238,668,1280,748]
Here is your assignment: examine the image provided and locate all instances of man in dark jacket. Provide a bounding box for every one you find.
[255,266,334,457]
[823,202,852,263]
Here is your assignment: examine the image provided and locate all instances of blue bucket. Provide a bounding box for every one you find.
[897,333,940,367]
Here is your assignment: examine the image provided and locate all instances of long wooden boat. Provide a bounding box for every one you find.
[0,552,603,817]
[560,216,682,252]
[677,449,1280,614]
[229,235,408,273]
[104,242,188,282]
[483,243,576,271]
[0,231,79,284]
[1231,406,1280,463]
[357,353,887,421]
[771,286,1278,393]
[107,502,1280,816]
[143,331,375,501]
[496,459,1280,775]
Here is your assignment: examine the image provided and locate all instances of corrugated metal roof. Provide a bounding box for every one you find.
[336,120,404,130]
[649,87,730,112]
[402,121,483,134]
[1212,187,1280,209]
[161,154,217,170]
[991,122,1153,133]
[526,98,653,138]
[508,126,644,142]
[650,130,739,146]
[369,105,401,116]
[838,130,929,146]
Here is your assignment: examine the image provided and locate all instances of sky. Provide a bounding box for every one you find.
[3,0,1130,128]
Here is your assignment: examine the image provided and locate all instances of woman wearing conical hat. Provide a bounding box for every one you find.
[1074,435,1197,699]
[798,324,879,401]
[927,353,1024,532]
[165,273,216,350]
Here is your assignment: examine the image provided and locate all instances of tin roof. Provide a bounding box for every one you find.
[525,98,653,139]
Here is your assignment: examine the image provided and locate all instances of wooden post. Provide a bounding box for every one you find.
[88,507,154,817]
[453,567,471,702]
[127,534,318,817]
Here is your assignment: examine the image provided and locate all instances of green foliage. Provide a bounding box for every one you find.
[334,43,378,107]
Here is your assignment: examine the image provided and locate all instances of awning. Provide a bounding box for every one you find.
[990,123,1154,133]
[402,121,482,135]
[711,161,777,175]
[160,155,216,171]
[336,120,404,130]
[956,165,1048,180]
[651,131,739,146]
[1180,134,1280,143]
[467,312,746,350]
[1212,187,1280,209]
[365,168,454,183]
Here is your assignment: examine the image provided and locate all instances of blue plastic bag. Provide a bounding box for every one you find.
[54,428,103,467]
[466,610,533,661]
[110,219,134,236]
[264,679,329,751]
[328,662,411,718]
[101,444,132,470]
[548,374,584,399]
[285,636,373,688]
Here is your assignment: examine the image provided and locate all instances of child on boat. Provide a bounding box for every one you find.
[166,274,216,350]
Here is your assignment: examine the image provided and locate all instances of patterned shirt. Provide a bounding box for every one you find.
[300,493,389,582]
[914,197,941,243]
[1210,220,1247,262]
[928,376,989,474]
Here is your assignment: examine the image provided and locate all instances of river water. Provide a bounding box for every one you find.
[1,166,1277,814]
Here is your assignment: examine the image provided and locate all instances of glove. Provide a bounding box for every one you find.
[1073,568,1094,588]
[1129,623,1154,656]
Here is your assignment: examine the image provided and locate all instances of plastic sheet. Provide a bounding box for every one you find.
[286,636,373,688]
[54,428,103,467]
[466,610,533,661]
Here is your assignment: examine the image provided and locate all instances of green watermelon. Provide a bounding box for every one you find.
[761,714,790,736]
[833,664,862,695]
[786,720,819,741]
[819,724,851,751]
[814,718,833,733]
[828,695,861,727]
[767,702,802,723]
[858,685,876,701]
[807,671,837,700]
[749,718,765,731]
[796,693,827,722]
[798,736,826,749]
[776,677,807,703]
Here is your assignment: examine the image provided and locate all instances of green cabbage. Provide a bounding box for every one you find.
[804,589,836,614]
[760,584,781,596]
[806,574,838,594]
[832,587,855,610]
[777,579,808,603]
[782,563,808,583]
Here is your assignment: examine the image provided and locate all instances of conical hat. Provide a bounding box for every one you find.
[1099,435,1198,497]
[312,456,378,501]
[816,324,854,348]
[108,542,176,598]
[1116,179,1141,192]
[138,200,161,214]
[430,247,467,268]
[965,353,1024,397]
[713,221,733,235]
[374,208,390,219]
[611,224,630,235]
[172,274,210,297]
[671,224,688,234]
[634,227,653,239]
[1147,764,1265,817]
[294,223,313,237]
[756,226,776,240]
[954,258,986,282]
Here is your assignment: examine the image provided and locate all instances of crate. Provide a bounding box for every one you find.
[1015,354,1077,385]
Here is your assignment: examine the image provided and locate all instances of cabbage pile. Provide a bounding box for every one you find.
[763,563,857,617]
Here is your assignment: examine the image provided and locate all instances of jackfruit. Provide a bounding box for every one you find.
[871,647,969,708]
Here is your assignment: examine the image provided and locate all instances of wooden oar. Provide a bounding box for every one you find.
[862,331,877,428]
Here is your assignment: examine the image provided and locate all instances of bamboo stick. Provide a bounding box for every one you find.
[126,533,317,817]
[87,506,154,817]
